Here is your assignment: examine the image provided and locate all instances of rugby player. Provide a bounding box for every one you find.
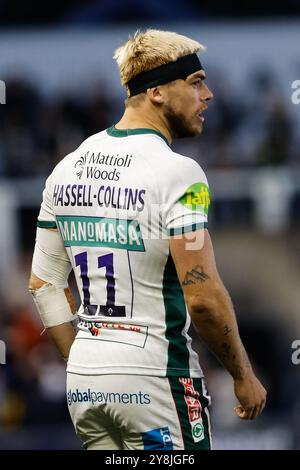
[29,29,266,450]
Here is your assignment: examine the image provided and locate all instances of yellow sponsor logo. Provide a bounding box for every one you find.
[180,182,210,215]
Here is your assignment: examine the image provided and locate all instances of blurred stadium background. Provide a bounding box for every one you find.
[1,1,300,450]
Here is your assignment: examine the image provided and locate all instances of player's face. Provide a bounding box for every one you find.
[163,70,213,139]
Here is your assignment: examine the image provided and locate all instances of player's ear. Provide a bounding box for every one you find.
[146,87,164,104]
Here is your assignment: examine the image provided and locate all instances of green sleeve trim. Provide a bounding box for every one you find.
[168,222,208,236]
[37,220,57,229]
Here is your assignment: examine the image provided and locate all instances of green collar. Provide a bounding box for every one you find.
[106,125,170,146]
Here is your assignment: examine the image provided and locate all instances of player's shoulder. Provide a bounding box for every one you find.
[77,129,108,150]
[160,147,208,183]
[167,148,204,169]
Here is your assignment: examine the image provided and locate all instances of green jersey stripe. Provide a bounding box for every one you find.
[168,377,211,450]
[163,253,190,376]
[37,220,57,229]
[168,222,208,236]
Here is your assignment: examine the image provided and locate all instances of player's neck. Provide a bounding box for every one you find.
[116,107,172,145]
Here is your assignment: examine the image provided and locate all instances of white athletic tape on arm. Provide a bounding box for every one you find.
[32,228,72,286]
[30,227,77,328]
[30,283,76,328]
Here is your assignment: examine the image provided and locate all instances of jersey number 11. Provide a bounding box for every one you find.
[75,251,126,317]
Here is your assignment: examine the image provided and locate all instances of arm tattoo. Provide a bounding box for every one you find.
[233,365,244,380]
[182,265,210,286]
[223,324,232,336]
[242,349,251,368]
[221,342,231,360]
[232,352,252,380]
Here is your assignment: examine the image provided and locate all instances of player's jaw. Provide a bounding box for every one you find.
[163,103,207,139]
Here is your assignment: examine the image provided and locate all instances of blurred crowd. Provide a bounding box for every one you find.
[0,78,117,178]
[0,66,299,179]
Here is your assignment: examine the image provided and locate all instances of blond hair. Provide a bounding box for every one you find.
[114,29,205,87]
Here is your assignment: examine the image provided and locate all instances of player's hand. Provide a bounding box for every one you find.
[233,371,267,420]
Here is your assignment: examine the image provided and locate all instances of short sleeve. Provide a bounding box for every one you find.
[37,174,57,229]
[163,157,210,236]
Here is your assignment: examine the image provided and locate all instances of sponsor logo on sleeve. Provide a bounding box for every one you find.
[179,182,210,215]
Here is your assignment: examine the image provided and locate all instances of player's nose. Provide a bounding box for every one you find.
[202,82,213,102]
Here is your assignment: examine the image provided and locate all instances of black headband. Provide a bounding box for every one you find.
[127,53,203,97]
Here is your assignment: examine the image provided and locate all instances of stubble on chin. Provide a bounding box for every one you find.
[164,107,200,139]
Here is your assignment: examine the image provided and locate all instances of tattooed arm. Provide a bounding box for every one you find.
[170,229,266,420]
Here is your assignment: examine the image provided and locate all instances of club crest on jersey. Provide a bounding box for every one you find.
[179,182,210,215]
[192,422,204,440]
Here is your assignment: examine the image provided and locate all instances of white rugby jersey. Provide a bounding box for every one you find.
[37,126,211,377]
